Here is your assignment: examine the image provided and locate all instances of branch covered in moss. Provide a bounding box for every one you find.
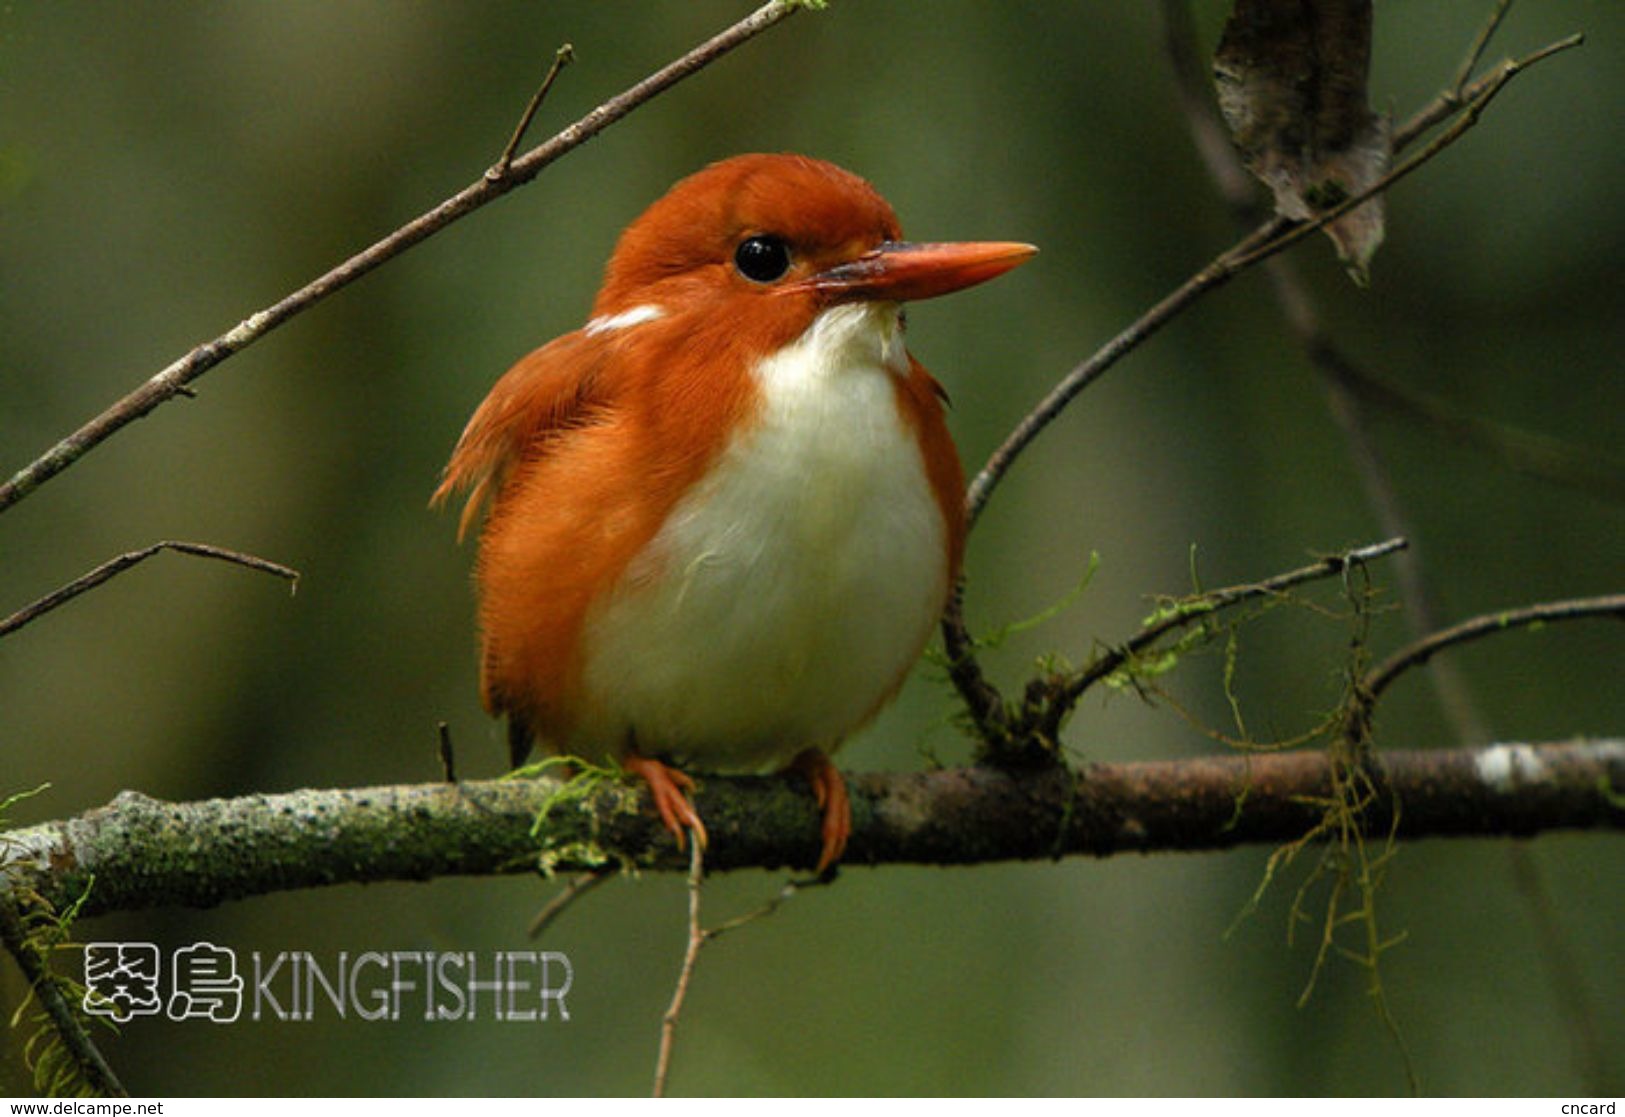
[4,740,1620,919]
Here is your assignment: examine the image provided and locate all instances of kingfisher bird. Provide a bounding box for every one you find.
[435,153,1034,871]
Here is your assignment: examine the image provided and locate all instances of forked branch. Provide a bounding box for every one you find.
[941,10,1585,733]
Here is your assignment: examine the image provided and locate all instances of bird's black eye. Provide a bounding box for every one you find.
[733,235,792,283]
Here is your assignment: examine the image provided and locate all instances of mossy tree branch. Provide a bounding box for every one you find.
[3,740,1620,920]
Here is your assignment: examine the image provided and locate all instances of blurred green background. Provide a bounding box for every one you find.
[2,0,1620,1097]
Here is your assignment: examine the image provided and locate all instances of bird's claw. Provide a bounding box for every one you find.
[623,753,708,853]
[789,748,850,873]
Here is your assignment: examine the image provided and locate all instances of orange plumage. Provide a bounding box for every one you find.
[435,154,1033,870]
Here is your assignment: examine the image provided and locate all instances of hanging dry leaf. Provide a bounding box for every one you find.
[1213,0,1390,283]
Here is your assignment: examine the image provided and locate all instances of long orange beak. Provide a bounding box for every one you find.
[783,240,1037,303]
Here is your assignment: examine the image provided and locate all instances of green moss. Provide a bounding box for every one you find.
[2,787,115,1098]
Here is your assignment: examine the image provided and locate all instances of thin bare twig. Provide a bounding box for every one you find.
[437,722,458,783]
[961,217,1284,534]
[1395,14,1578,150]
[526,869,612,939]
[653,834,705,1098]
[647,860,818,1092]
[1362,594,1625,705]
[488,44,575,180]
[702,877,808,941]
[0,1,804,516]
[1451,0,1515,96]
[0,541,298,639]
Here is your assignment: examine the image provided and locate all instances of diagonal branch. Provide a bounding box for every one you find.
[959,38,1552,538]
[960,215,1286,535]
[961,23,1581,532]
[943,10,1583,740]
[0,542,298,640]
[0,0,804,516]
[1362,594,1625,706]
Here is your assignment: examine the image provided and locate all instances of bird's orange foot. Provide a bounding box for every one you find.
[623,753,708,854]
[789,748,850,873]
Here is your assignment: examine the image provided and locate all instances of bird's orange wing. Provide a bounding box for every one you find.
[431,329,606,540]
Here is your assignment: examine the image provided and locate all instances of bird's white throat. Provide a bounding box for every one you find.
[574,302,947,770]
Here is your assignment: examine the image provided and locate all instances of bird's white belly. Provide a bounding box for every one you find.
[574,304,948,771]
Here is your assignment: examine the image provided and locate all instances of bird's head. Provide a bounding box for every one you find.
[436,156,1033,536]
[591,153,1035,343]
